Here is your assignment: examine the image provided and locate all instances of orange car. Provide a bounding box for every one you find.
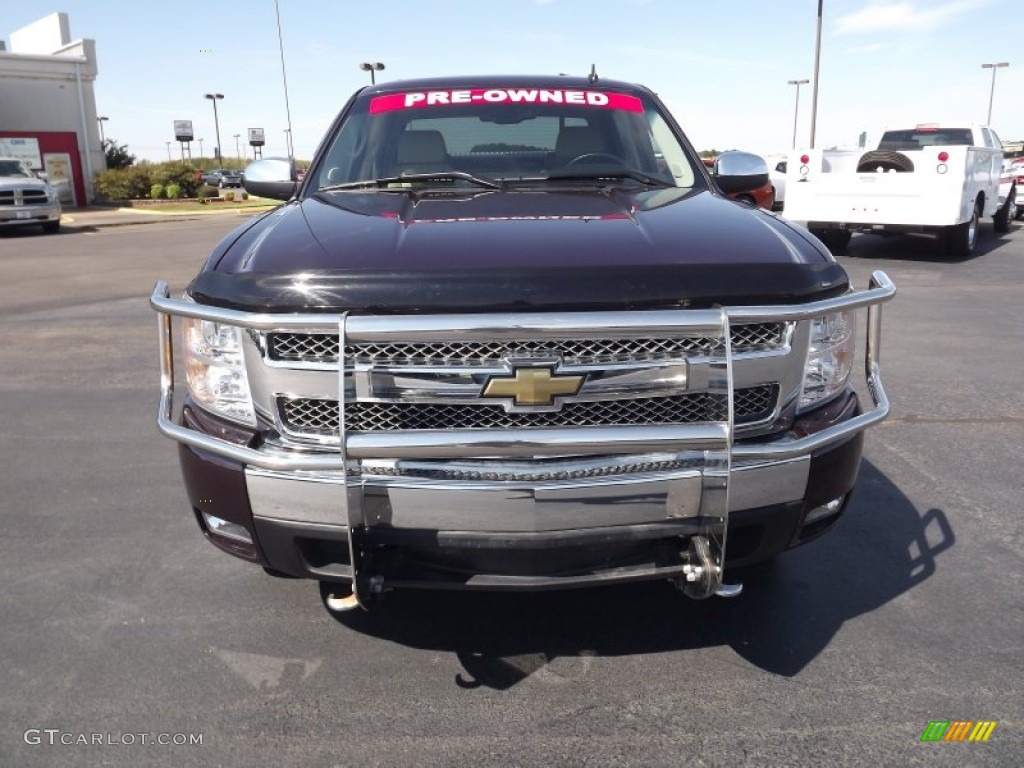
[703,156,775,209]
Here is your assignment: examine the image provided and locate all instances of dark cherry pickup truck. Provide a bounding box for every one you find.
[151,75,895,611]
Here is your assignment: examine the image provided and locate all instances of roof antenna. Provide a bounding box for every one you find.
[588,63,599,84]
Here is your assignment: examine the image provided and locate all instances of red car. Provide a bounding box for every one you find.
[703,156,775,209]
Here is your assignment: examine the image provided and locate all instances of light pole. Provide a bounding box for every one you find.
[788,79,809,149]
[204,92,224,166]
[97,115,109,146]
[360,62,385,84]
[198,138,204,165]
[981,62,1009,124]
[283,128,293,158]
[166,141,172,161]
[233,133,241,161]
[809,0,823,148]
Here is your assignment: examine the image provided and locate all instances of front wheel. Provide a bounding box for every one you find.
[41,220,60,234]
[945,204,980,257]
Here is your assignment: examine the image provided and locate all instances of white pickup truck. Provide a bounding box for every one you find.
[784,124,1014,256]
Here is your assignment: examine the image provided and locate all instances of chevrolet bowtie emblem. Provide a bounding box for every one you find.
[481,367,584,407]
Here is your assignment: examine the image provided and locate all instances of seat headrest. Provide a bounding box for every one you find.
[555,126,607,157]
[396,130,449,165]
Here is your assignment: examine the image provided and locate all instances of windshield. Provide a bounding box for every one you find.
[0,160,35,178]
[878,128,973,150]
[312,86,699,191]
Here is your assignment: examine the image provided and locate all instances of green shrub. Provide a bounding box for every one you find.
[240,191,249,200]
[165,183,181,199]
[223,191,235,201]
[154,163,200,198]
[197,184,219,199]
[94,166,154,200]
[150,183,164,200]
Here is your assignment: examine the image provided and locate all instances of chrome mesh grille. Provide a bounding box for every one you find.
[267,323,786,365]
[279,385,776,435]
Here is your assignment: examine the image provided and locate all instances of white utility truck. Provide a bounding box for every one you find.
[784,124,1014,256]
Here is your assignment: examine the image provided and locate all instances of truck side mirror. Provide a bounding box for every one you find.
[713,150,770,195]
[242,158,297,201]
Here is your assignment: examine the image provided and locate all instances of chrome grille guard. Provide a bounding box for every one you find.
[151,271,895,604]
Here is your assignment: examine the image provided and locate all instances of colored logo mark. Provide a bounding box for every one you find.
[920,721,997,742]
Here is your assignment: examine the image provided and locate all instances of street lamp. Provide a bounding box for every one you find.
[981,62,1009,125]
[360,61,385,84]
[204,92,224,166]
[788,79,809,149]
[283,128,293,158]
[233,133,241,161]
[198,138,204,165]
[97,115,109,146]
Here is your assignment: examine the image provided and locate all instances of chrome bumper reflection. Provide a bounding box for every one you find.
[244,456,810,530]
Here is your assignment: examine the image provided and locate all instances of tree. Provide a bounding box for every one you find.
[102,139,136,170]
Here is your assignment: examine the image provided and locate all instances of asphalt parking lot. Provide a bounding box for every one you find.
[1,212,1021,767]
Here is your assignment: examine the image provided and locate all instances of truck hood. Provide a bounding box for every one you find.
[194,187,847,313]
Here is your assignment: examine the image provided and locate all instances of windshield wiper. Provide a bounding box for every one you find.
[531,168,672,187]
[319,171,504,192]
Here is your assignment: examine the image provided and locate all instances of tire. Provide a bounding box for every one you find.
[945,203,980,257]
[994,189,1015,233]
[810,228,852,254]
[856,149,914,173]
[41,220,60,234]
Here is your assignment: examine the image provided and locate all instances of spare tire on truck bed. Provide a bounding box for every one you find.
[857,150,915,173]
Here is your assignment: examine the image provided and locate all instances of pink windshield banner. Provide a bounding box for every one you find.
[369,89,644,115]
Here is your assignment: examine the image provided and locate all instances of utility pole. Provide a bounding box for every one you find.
[788,79,809,149]
[810,0,823,148]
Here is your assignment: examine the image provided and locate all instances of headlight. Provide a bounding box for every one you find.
[799,310,855,410]
[183,316,256,426]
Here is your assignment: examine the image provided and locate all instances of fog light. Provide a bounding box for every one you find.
[201,512,253,543]
[804,496,844,525]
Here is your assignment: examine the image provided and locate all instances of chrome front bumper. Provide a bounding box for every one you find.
[151,271,895,602]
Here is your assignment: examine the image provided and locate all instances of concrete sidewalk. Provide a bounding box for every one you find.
[61,204,278,230]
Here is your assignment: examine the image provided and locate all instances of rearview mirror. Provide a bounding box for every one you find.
[243,158,297,201]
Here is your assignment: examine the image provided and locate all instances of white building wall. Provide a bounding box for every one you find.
[0,14,104,202]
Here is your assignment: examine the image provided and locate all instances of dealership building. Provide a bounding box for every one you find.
[0,13,104,206]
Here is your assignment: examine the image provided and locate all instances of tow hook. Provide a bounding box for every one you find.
[323,575,385,613]
[673,535,742,598]
[323,588,360,613]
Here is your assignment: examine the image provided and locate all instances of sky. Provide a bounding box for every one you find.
[5,0,1021,163]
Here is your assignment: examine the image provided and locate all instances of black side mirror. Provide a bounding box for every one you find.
[242,158,297,201]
